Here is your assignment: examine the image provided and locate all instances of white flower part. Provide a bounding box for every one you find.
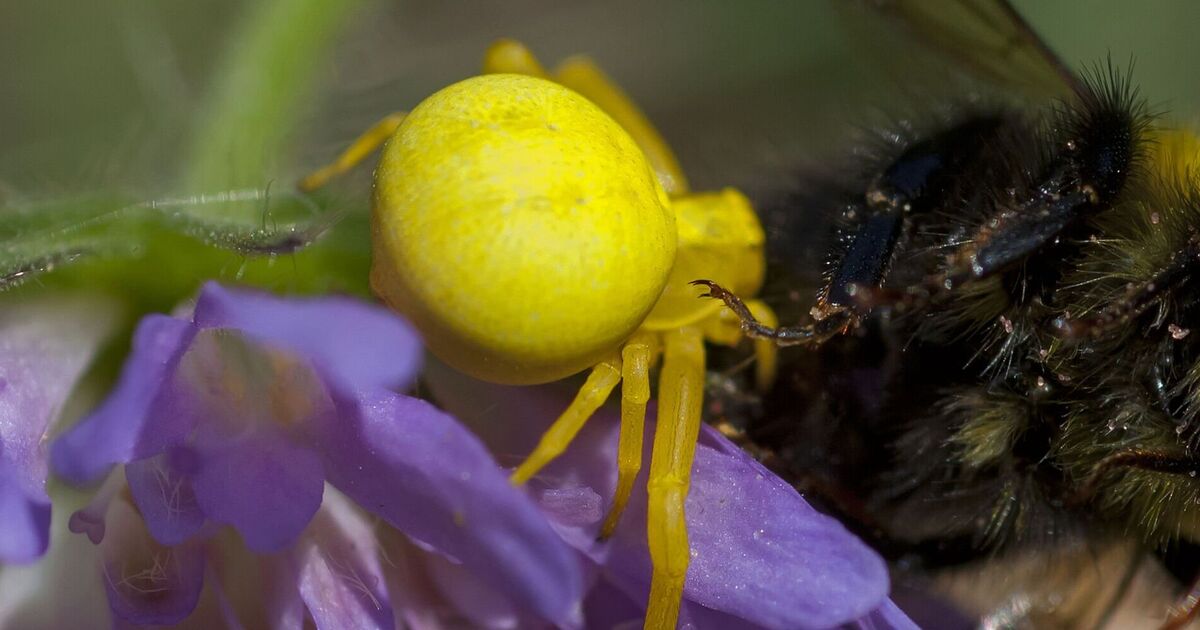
[0,291,121,626]
[0,292,123,476]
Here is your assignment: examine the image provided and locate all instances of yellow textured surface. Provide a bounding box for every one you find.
[1154,128,1200,186]
[643,188,766,329]
[370,74,677,384]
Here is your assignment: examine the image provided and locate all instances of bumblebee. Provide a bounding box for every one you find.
[698,0,1200,626]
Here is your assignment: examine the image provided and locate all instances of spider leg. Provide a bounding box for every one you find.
[696,292,777,391]
[647,189,764,331]
[554,56,688,195]
[482,38,549,76]
[701,298,779,391]
[599,332,658,540]
[691,279,819,347]
[297,112,407,192]
[510,354,622,484]
[745,299,779,390]
[1053,238,1200,339]
[645,328,704,630]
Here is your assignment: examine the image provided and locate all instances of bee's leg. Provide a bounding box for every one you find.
[942,124,1143,319]
[644,327,704,630]
[938,81,1141,289]
[937,186,1098,289]
[1052,239,1200,339]
[745,300,780,390]
[1070,447,1200,506]
[510,354,622,484]
[699,122,1015,347]
[844,281,937,316]
[702,297,780,390]
[297,112,407,192]
[691,279,840,347]
[828,117,1015,306]
[826,203,907,304]
[598,332,658,540]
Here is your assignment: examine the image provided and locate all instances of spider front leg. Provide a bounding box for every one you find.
[482,38,550,77]
[692,280,827,347]
[645,327,705,630]
[297,112,407,192]
[510,354,622,484]
[702,297,779,390]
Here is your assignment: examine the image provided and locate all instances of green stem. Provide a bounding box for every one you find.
[184,0,368,197]
[43,0,375,312]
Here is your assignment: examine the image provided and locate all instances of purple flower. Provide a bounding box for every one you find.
[0,293,118,565]
[51,283,582,626]
[426,362,916,629]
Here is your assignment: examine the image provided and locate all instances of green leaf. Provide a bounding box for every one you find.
[0,190,371,311]
[1,0,376,311]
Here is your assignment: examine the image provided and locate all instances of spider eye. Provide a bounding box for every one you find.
[370,74,677,385]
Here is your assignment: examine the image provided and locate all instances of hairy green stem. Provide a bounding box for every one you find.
[184,0,368,196]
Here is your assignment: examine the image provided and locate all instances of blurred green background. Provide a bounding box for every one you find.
[1,3,1193,626]
[4,1,1199,187]
[0,0,1197,305]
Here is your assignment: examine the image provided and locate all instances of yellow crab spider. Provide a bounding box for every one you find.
[299,40,777,630]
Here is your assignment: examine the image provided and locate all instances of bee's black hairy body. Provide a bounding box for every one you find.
[825,115,1008,308]
[747,61,1200,573]
[680,0,1200,624]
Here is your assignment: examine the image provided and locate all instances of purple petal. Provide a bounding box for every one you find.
[885,585,974,630]
[99,497,205,625]
[585,573,763,630]
[51,314,197,484]
[676,603,769,630]
[536,486,603,529]
[316,388,583,625]
[69,468,128,545]
[69,506,107,546]
[209,575,250,630]
[425,552,525,629]
[571,423,889,628]
[374,525,461,630]
[259,554,309,630]
[679,426,889,627]
[846,600,921,630]
[191,283,422,393]
[294,491,394,630]
[424,367,891,628]
[0,465,50,563]
[130,327,331,552]
[581,574,645,630]
[0,293,118,562]
[189,424,325,552]
[125,452,205,546]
